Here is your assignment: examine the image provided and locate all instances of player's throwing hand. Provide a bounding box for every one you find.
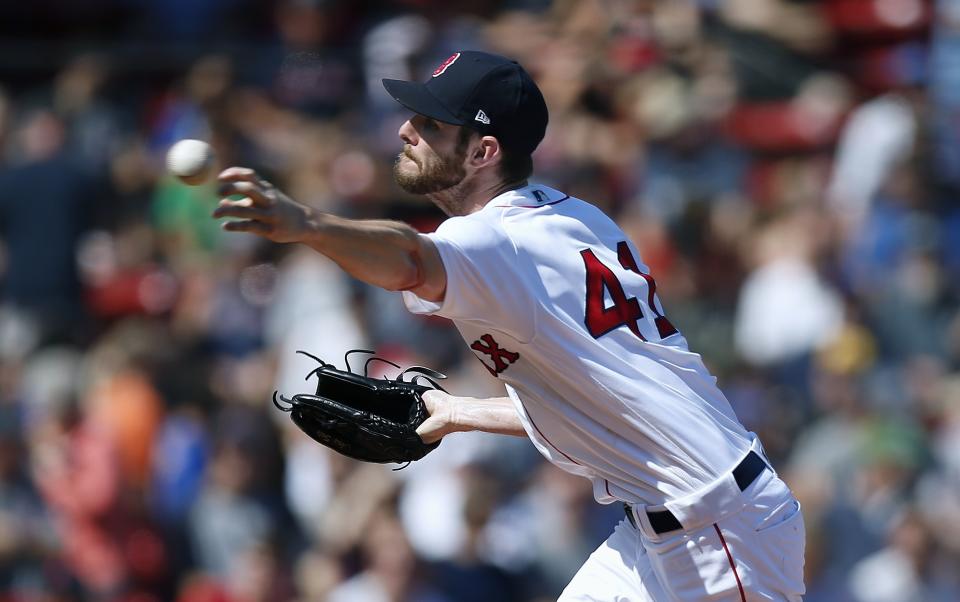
[213,167,314,243]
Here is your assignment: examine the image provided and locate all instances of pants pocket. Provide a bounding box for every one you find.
[753,501,806,598]
[644,523,744,601]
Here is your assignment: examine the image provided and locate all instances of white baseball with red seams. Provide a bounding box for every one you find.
[166,139,215,185]
[403,184,806,601]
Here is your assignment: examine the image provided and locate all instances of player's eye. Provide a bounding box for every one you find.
[422,118,439,132]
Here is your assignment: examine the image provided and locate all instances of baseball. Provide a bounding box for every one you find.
[166,139,216,185]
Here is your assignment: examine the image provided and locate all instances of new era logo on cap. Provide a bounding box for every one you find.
[474,109,491,125]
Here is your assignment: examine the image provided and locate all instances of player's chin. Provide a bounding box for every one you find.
[395,151,419,168]
[394,162,426,193]
[398,157,419,175]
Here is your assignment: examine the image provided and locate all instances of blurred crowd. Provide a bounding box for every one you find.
[0,0,959,600]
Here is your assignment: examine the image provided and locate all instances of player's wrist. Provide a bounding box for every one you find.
[446,396,466,434]
[301,207,332,246]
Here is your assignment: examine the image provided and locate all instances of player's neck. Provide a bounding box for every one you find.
[428,176,528,217]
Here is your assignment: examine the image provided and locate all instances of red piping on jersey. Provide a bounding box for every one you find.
[714,523,746,602]
[525,412,581,466]
[495,195,571,208]
[604,480,613,498]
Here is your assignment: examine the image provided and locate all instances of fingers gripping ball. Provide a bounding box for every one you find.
[273,349,446,467]
[166,139,216,185]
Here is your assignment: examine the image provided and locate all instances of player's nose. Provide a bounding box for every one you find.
[398,119,418,145]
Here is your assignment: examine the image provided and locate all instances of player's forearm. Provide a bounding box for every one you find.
[214,168,446,298]
[450,396,526,437]
[303,212,428,292]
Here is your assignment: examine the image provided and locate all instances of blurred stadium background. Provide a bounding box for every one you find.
[0,0,958,600]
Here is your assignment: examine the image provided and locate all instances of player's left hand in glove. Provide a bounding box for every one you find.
[272,349,447,466]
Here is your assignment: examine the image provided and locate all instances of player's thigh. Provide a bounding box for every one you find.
[558,519,665,602]
[721,496,806,601]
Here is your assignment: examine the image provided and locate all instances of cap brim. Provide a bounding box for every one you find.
[382,79,463,125]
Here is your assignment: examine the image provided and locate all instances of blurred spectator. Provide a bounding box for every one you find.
[54,54,124,178]
[929,0,960,190]
[428,468,524,602]
[734,210,843,367]
[328,508,450,602]
[827,93,917,226]
[189,438,276,579]
[0,108,97,345]
[29,381,126,595]
[848,509,959,602]
[0,408,56,595]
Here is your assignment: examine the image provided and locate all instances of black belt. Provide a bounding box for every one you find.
[624,450,768,535]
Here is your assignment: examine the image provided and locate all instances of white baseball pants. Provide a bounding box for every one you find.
[559,467,806,601]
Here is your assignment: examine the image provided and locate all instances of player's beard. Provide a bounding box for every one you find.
[393,132,469,195]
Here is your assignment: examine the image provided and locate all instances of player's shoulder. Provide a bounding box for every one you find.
[431,205,511,255]
[483,184,620,238]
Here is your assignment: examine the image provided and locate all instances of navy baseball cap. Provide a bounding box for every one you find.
[383,51,548,155]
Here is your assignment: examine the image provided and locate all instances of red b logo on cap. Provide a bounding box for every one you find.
[432,53,461,77]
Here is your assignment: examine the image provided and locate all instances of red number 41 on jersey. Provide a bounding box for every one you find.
[580,241,678,342]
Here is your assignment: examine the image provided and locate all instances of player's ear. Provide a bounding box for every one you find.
[469,135,501,169]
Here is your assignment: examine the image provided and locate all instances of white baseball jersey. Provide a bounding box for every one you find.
[403,185,754,506]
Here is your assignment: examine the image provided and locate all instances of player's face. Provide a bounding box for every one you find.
[393,115,470,194]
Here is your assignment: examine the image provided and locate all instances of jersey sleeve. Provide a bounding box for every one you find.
[402,214,536,341]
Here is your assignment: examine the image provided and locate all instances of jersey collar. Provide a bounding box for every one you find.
[486,184,570,209]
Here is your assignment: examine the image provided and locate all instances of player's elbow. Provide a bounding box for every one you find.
[383,255,425,292]
[383,275,417,292]
[382,230,445,300]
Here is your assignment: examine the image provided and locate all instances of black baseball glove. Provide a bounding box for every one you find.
[272,349,446,466]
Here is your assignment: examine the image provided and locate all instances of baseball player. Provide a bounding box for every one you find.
[213,51,806,601]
